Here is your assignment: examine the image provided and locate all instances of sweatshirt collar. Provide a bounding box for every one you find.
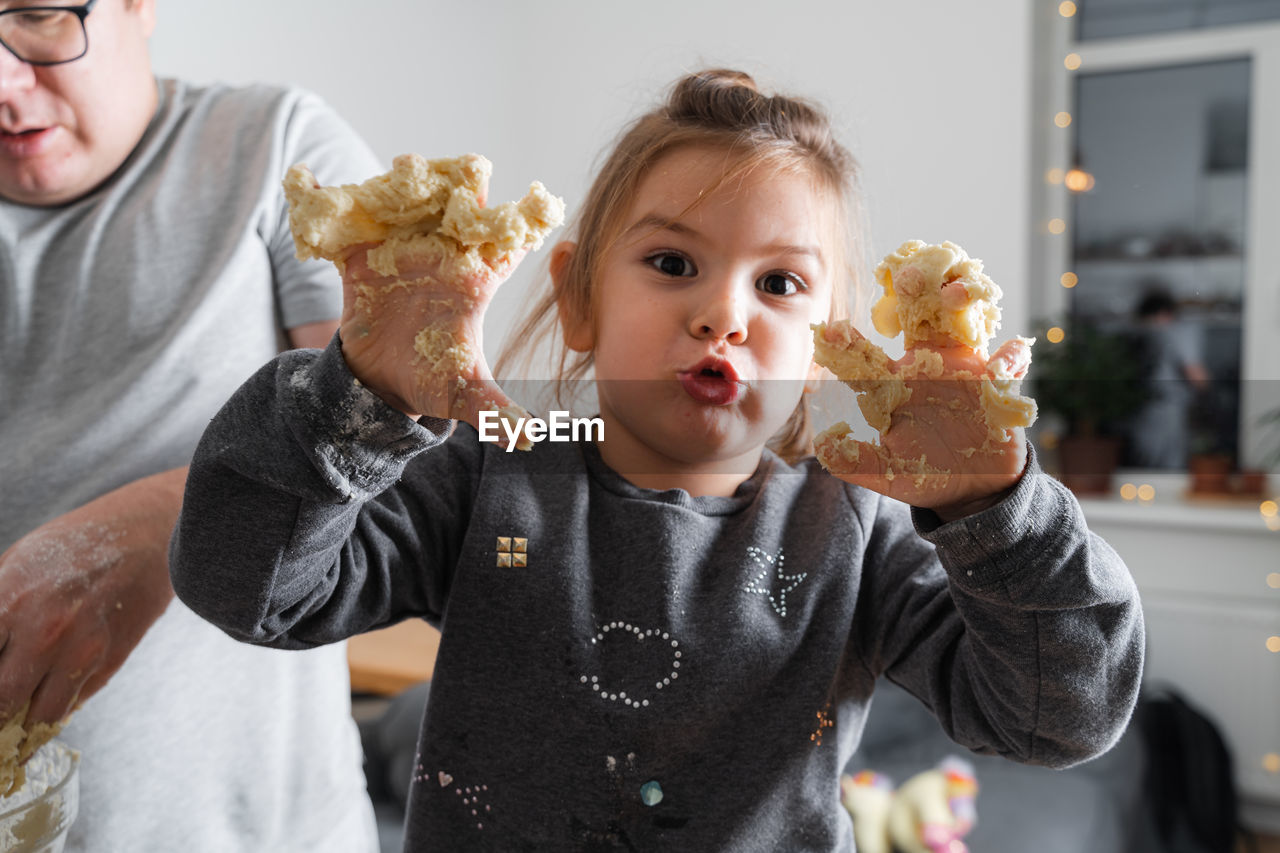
[579,440,771,516]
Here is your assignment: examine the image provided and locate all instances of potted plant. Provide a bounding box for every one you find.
[1182,379,1259,495]
[1186,432,1234,494]
[1031,321,1148,494]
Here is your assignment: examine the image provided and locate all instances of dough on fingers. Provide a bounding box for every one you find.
[812,240,1037,475]
[283,154,565,450]
[0,705,63,797]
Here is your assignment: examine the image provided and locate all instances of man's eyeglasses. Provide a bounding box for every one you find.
[0,0,99,66]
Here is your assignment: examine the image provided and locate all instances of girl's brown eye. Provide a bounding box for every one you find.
[758,272,804,296]
[648,253,696,277]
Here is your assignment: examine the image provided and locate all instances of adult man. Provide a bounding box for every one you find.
[0,0,381,848]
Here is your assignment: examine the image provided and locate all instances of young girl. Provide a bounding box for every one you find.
[171,70,1143,851]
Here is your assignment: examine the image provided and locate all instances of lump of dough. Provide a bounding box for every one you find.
[283,153,565,278]
[0,705,63,798]
[871,239,1001,352]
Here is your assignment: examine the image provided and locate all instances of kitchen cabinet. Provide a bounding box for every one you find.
[1080,494,1280,832]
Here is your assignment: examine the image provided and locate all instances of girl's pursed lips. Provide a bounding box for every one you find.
[682,355,743,384]
[677,356,748,406]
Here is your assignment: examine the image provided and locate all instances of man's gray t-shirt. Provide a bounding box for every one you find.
[1,80,381,851]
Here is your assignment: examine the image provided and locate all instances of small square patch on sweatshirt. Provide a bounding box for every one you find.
[496,536,529,567]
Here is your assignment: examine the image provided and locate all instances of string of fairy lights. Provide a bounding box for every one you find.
[1044,1,1084,349]
[1042,8,1280,776]
[1040,0,1280,540]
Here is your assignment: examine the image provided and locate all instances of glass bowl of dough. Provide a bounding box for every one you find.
[0,740,80,853]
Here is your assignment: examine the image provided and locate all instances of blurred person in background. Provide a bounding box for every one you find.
[1126,287,1211,469]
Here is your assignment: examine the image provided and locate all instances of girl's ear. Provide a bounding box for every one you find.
[552,241,594,352]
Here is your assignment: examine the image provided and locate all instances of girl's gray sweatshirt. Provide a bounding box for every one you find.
[170,339,1144,852]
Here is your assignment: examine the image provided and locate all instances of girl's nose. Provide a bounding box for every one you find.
[689,277,749,345]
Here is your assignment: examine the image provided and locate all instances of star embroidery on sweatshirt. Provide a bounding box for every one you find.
[742,546,807,618]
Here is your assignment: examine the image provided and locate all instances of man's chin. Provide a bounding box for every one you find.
[1,158,96,207]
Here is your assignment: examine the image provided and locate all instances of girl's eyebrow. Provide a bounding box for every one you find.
[622,213,694,240]
[622,213,827,268]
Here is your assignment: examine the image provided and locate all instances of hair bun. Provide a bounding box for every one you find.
[684,68,759,93]
[667,68,768,126]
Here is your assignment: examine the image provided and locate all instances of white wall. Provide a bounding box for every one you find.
[150,0,1033,366]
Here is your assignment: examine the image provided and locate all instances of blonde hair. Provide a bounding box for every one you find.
[497,68,868,463]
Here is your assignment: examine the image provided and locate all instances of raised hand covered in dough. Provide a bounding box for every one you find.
[337,240,529,435]
[283,154,565,443]
[812,240,1037,518]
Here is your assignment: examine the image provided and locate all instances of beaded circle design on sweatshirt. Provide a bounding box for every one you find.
[580,622,682,709]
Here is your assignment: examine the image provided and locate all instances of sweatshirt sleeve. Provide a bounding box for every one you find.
[170,336,479,649]
[853,447,1145,768]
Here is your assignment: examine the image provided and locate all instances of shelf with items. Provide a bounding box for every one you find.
[1070,253,1242,267]
[1061,252,1244,325]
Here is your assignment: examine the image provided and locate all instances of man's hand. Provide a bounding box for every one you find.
[0,468,184,729]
